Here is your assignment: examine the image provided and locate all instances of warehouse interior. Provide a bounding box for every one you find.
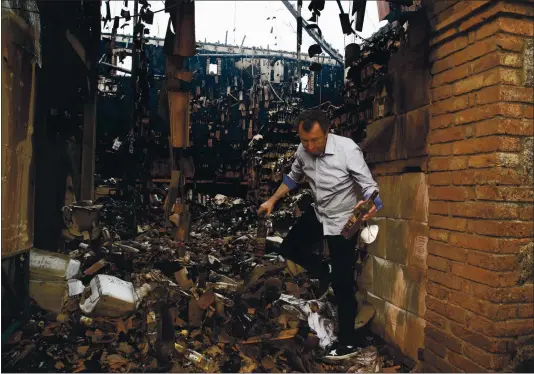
[2,0,534,373]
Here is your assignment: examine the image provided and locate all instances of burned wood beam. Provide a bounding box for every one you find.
[65,29,89,69]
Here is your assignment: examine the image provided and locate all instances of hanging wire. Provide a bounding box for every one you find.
[233,0,237,45]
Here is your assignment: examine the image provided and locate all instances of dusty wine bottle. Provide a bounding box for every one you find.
[341,190,379,239]
[256,214,267,256]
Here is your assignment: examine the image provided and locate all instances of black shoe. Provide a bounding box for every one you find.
[323,341,361,362]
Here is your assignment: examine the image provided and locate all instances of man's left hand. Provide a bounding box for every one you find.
[354,200,377,221]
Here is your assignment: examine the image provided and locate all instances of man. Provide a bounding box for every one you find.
[258,109,383,360]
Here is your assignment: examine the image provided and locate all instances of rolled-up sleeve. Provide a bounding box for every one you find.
[346,143,383,210]
[284,153,305,191]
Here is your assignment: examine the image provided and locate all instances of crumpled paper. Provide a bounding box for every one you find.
[278,294,337,348]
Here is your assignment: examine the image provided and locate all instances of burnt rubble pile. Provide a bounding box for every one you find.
[2,191,406,373]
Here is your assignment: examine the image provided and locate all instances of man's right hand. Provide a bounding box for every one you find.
[258,200,275,217]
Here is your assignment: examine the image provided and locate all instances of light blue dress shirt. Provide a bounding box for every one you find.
[283,134,383,236]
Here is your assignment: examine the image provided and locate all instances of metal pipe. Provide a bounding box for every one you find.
[101,61,132,74]
[281,0,343,65]
[196,53,338,66]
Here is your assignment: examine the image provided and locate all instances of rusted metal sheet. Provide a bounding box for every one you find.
[1,13,39,258]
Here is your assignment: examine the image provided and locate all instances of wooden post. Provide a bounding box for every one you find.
[80,2,100,201]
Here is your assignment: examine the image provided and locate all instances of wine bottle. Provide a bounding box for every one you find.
[341,190,379,239]
[256,214,267,256]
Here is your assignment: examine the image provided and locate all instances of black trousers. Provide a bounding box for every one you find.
[276,208,358,345]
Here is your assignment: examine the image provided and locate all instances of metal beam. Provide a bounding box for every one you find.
[280,0,343,65]
[101,33,340,66]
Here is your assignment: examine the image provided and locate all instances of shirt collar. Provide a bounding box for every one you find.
[323,134,335,155]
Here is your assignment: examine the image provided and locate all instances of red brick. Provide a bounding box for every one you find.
[449,35,498,66]
[468,50,523,73]
[431,85,452,101]
[453,103,499,125]
[428,254,451,271]
[451,168,522,186]
[429,186,475,201]
[449,202,519,219]
[452,68,500,96]
[429,215,467,232]
[424,336,447,358]
[475,19,501,41]
[457,2,502,33]
[470,52,501,75]
[430,113,454,129]
[500,2,534,17]
[518,303,534,318]
[428,127,464,144]
[500,86,534,103]
[495,33,526,52]
[448,351,487,373]
[497,17,534,37]
[428,156,468,171]
[428,240,468,262]
[425,324,464,354]
[451,263,519,287]
[429,201,449,216]
[498,102,524,118]
[425,309,449,330]
[430,35,468,62]
[448,290,518,320]
[423,349,461,373]
[474,83,531,105]
[500,238,533,253]
[474,220,534,238]
[429,143,452,156]
[450,233,500,252]
[422,362,439,373]
[450,322,509,353]
[475,186,534,202]
[432,65,470,88]
[468,153,520,169]
[496,319,534,337]
[452,136,521,155]
[453,102,523,126]
[519,205,534,220]
[467,252,517,271]
[524,104,533,118]
[471,283,534,304]
[427,281,450,299]
[462,343,509,370]
[431,58,452,75]
[429,172,452,186]
[428,269,463,291]
[429,229,449,243]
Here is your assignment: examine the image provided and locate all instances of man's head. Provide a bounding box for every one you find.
[295,109,330,156]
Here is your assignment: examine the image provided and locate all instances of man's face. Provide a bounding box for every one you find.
[298,121,328,156]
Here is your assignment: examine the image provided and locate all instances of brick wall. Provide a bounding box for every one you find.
[358,11,431,364]
[423,1,534,372]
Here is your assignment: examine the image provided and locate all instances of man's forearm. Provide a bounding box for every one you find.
[269,183,291,203]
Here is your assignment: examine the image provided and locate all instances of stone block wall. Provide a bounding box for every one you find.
[358,11,431,363]
[422,1,534,372]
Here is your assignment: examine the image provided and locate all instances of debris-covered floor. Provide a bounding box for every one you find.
[3,186,410,373]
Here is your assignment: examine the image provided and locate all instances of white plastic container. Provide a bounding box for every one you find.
[80,275,137,317]
[30,248,81,280]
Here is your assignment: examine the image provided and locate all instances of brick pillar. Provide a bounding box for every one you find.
[423,1,534,372]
